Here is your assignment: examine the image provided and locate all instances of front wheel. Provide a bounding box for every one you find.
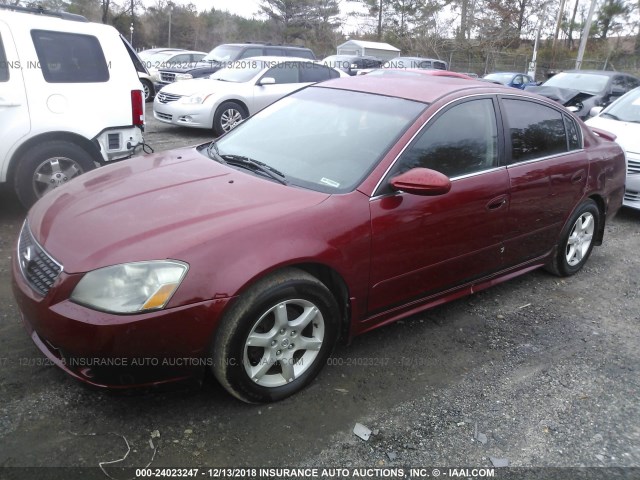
[141,79,154,102]
[546,199,600,277]
[213,101,247,137]
[14,141,97,208]
[212,268,340,403]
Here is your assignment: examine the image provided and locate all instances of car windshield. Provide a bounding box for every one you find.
[543,72,610,94]
[203,45,242,63]
[601,88,640,122]
[211,87,426,193]
[484,73,514,83]
[210,60,267,82]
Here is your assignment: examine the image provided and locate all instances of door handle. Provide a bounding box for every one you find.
[486,195,508,211]
[571,169,586,184]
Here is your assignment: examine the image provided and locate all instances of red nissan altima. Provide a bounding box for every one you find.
[12,75,626,403]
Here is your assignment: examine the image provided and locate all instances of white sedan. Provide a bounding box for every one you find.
[586,87,640,210]
[153,56,345,136]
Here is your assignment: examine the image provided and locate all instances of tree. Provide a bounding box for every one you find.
[259,0,314,42]
[596,0,630,39]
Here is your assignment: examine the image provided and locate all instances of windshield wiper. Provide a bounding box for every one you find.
[206,142,287,185]
[221,154,288,185]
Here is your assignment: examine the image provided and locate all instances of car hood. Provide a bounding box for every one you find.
[159,78,245,96]
[28,146,330,273]
[525,85,595,104]
[586,115,640,154]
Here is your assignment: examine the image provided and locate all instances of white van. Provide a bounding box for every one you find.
[0,5,145,207]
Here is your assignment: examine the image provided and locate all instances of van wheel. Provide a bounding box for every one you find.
[14,141,96,208]
[211,268,339,403]
[213,102,247,136]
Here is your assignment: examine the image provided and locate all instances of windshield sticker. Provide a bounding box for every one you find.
[320,177,340,188]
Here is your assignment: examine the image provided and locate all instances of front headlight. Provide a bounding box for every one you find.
[179,93,209,104]
[174,73,193,81]
[70,261,189,314]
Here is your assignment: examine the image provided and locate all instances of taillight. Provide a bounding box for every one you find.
[131,90,144,126]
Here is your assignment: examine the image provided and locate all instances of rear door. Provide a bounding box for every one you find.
[0,21,30,183]
[500,97,587,265]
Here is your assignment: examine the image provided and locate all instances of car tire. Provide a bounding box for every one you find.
[213,101,247,137]
[141,79,154,102]
[545,199,600,277]
[211,268,340,403]
[14,141,97,208]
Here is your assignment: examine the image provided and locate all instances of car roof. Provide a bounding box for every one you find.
[315,75,508,104]
[223,43,310,50]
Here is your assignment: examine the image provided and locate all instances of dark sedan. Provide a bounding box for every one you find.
[13,76,626,403]
[526,70,640,118]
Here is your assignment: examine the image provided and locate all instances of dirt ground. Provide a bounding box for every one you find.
[0,114,638,480]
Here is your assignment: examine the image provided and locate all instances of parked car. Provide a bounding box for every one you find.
[156,43,316,87]
[0,4,145,207]
[586,87,640,210]
[526,70,640,119]
[154,57,344,136]
[483,72,537,89]
[13,75,625,403]
[322,54,382,76]
[382,56,448,70]
[139,48,206,85]
[364,68,475,80]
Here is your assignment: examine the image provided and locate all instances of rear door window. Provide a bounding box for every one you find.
[0,35,8,82]
[502,98,568,163]
[32,30,110,82]
[299,63,336,83]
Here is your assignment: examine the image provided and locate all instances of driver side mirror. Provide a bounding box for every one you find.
[389,168,451,196]
[258,77,276,86]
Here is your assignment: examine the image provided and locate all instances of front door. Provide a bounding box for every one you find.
[368,97,510,312]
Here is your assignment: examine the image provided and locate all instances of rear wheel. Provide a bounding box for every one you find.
[212,268,339,403]
[14,141,96,208]
[546,199,600,277]
[213,101,247,136]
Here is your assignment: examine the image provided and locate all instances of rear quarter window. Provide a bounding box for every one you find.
[31,30,109,83]
[289,49,315,60]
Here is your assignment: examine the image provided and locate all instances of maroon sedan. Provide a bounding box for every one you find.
[12,76,626,403]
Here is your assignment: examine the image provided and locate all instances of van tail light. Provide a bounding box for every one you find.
[131,90,144,126]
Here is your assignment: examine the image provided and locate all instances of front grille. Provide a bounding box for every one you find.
[155,112,172,121]
[159,71,176,83]
[628,159,640,175]
[157,92,182,104]
[17,222,62,296]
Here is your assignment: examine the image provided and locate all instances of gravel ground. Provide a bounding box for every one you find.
[0,113,638,480]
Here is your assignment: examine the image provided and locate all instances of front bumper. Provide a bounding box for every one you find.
[12,254,233,389]
[153,99,213,129]
[624,173,640,210]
